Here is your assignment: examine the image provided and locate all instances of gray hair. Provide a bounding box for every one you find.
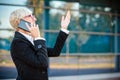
[9,8,32,30]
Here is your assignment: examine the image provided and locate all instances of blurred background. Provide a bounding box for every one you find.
[0,0,120,80]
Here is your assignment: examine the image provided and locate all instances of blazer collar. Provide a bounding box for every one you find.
[14,31,34,46]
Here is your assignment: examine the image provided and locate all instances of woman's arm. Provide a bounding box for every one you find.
[47,30,68,57]
[47,10,71,57]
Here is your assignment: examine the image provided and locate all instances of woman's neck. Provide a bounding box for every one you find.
[18,28,31,36]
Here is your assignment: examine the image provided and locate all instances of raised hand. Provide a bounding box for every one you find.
[61,10,71,30]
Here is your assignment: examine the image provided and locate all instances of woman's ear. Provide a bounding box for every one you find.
[17,19,20,24]
[15,19,20,31]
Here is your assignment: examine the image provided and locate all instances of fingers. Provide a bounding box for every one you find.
[33,23,36,27]
[26,23,38,31]
[36,24,38,28]
[61,10,71,22]
[60,10,71,29]
[66,10,71,20]
[61,16,65,22]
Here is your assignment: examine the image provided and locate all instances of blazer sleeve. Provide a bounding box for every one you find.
[47,30,69,57]
[11,39,48,68]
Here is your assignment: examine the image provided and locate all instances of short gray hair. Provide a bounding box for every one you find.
[9,8,32,30]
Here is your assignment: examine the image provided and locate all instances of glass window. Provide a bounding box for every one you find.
[48,1,116,54]
[0,0,27,5]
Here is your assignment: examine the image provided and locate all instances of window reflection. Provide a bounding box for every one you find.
[0,0,27,5]
[48,1,115,53]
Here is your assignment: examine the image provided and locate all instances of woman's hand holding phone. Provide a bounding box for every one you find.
[26,23,40,39]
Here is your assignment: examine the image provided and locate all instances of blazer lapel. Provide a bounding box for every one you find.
[14,31,35,49]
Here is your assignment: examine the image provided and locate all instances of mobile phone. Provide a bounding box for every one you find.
[18,19,31,32]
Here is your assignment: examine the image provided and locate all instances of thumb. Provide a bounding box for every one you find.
[61,16,64,22]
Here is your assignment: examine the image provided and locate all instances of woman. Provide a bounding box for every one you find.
[9,8,71,80]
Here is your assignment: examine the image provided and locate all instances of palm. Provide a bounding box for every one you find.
[61,11,71,30]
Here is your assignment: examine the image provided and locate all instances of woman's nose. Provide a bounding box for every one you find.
[32,15,36,21]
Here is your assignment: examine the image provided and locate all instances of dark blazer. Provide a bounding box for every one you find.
[10,31,68,80]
